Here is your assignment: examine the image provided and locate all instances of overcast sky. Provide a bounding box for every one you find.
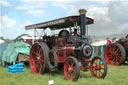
[0,0,128,39]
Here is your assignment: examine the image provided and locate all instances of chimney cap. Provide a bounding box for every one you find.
[79,9,87,14]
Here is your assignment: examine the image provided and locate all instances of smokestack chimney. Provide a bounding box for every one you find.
[79,9,87,42]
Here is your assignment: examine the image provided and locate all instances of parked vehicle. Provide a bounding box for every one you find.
[105,34,128,65]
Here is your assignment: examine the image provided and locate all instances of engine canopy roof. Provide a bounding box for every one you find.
[25,15,94,30]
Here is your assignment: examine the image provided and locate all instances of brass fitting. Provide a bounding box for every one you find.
[79,9,87,14]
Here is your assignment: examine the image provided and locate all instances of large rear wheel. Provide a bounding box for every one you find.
[64,57,80,81]
[104,43,126,65]
[29,42,48,74]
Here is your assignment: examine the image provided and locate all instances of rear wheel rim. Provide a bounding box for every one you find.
[29,43,45,74]
[105,44,122,65]
[91,57,106,78]
[64,58,77,81]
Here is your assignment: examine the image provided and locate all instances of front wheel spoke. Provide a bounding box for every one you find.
[98,71,101,76]
[101,67,104,69]
[99,70,103,76]
[95,70,97,75]
[94,60,98,66]
[94,62,97,66]
[93,66,97,69]
[96,59,98,64]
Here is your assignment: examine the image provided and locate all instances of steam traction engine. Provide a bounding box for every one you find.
[26,9,107,81]
[105,35,128,65]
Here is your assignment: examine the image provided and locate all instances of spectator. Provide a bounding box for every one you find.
[106,37,111,44]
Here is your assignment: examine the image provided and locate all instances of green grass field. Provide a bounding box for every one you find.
[0,65,128,85]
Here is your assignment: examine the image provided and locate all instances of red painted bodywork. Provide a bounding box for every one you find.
[42,36,92,71]
[118,38,128,48]
[53,46,75,63]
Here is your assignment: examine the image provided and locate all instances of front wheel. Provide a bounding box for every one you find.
[64,56,80,81]
[90,57,107,79]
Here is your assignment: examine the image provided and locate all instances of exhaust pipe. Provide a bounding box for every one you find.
[79,9,87,42]
[64,9,92,58]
